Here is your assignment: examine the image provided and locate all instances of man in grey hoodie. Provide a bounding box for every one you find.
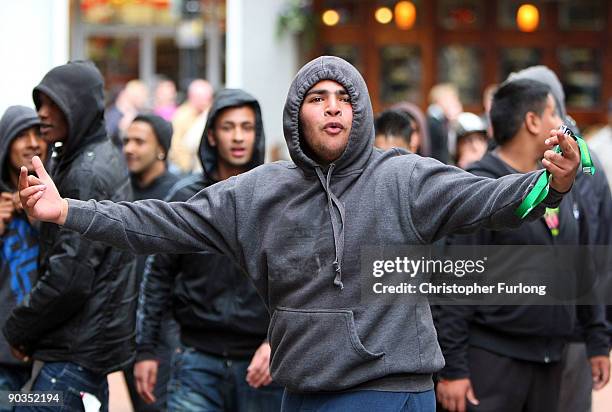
[19,57,580,411]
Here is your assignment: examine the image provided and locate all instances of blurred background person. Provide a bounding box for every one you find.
[0,106,47,403]
[169,79,213,175]
[427,83,463,164]
[153,79,178,122]
[392,101,431,157]
[453,112,488,170]
[374,109,416,152]
[588,98,612,191]
[105,79,150,147]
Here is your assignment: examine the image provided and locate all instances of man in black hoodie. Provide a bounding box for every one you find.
[134,89,282,411]
[0,106,47,401]
[2,61,137,410]
[435,79,610,412]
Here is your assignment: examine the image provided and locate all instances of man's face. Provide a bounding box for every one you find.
[207,106,256,168]
[37,92,68,143]
[299,80,353,164]
[374,134,410,151]
[9,126,48,173]
[535,94,563,154]
[123,121,164,175]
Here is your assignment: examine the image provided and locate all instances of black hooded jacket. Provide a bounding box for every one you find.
[0,106,42,367]
[2,61,137,375]
[136,89,269,361]
[435,151,609,379]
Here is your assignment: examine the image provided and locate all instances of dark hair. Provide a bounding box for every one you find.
[374,109,414,144]
[490,79,551,146]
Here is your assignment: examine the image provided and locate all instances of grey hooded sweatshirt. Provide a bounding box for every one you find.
[64,56,564,393]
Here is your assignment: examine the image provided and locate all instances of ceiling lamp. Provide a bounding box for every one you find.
[516,4,539,32]
[375,7,393,24]
[394,1,416,30]
[322,9,340,26]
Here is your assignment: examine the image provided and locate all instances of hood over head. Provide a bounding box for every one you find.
[199,88,265,182]
[507,65,567,119]
[33,61,107,163]
[283,56,374,174]
[0,106,41,191]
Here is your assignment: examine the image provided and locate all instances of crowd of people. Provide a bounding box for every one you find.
[0,55,610,412]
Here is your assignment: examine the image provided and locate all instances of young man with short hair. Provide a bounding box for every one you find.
[435,79,609,412]
[18,57,581,412]
[374,109,417,153]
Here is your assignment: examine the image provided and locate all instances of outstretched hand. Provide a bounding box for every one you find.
[542,129,580,193]
[19,156,68,225]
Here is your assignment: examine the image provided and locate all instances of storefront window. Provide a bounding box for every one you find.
[558,0,605,31]
[558,47,601,109]
[87,36,140,91]
[80,0,181,26]
[155,38,181,86]
[380,45,422,105]
[438,45,481,105]
[499,48,541,81]
[320,0,362,26]
[497,0,544,31]
[323,45,362,73]
[437,0,483,30]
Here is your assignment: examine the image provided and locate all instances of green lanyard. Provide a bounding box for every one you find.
[515,127,595,219]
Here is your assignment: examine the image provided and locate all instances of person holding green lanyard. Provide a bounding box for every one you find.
[435,78,608,412]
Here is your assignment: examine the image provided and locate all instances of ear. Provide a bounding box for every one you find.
[524,111,541,136]
[207,129,216,147]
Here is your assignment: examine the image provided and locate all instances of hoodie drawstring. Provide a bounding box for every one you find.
[315,165,346,289]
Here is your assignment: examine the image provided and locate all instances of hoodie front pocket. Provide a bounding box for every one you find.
[268,307,387,392]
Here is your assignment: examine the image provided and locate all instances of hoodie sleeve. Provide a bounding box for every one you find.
[406,157,564,244]
[64,175,243,267]
[135,253,178,361]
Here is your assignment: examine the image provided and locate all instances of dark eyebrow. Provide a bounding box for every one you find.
[305,88,349,97]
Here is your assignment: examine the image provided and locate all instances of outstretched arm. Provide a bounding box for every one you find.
[409,129,581,243]
[20,156,242,262]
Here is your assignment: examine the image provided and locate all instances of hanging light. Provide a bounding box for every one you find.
[322,9,340,26]
[375,7,393,24]
[516,4,539,32]
[394,1,416,30]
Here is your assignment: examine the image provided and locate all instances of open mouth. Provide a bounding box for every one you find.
[323,122,344,135]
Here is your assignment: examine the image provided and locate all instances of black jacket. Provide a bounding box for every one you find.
[136,89,269,361]
[435,151,609,379]
[3,61,137,375]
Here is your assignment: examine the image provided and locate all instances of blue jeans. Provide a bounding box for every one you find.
[0,365,30,412]
[167,347,283,412]
[281,389,435,412]
[14,362,108,412]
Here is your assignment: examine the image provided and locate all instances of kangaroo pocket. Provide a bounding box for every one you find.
[268,307,387,392]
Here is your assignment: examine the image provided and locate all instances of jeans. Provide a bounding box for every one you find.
[167,346,283,412]
[0,365,30,412]
[14,362,108,412]
[281,389,435,412]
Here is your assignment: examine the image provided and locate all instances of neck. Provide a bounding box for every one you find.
[135,161,166,188]
[496,136,539,173]
[215,161,248,181]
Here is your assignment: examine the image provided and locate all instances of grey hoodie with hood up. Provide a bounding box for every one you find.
[64,56,564,393]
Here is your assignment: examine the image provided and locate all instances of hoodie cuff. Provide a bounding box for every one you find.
[135,348,158,362]
[64,199,96,233]
[541,186,566,209]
